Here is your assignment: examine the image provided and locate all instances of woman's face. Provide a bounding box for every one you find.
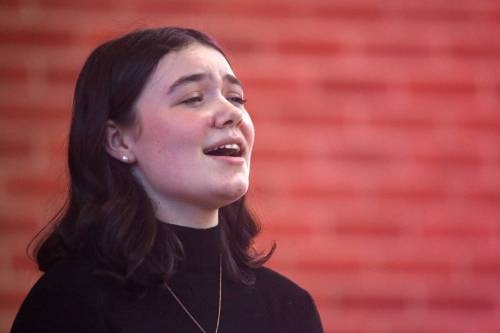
[128,43,254,214]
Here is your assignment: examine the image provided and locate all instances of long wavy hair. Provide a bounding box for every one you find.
[33,27,274,286]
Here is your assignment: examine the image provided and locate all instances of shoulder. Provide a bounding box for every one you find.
[26,256,108,305]
[11,257,111,333]
[254,266,310,299]
[252,266,324,333]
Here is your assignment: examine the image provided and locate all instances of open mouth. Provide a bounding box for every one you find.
[203,143,243,157]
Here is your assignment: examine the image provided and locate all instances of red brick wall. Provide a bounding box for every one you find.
[1,1,500,332]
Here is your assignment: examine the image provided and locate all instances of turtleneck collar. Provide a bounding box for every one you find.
[166,223,222,274]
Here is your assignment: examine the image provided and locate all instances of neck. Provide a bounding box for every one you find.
[133,167,219,229]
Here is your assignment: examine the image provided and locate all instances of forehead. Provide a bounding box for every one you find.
[150,43,235,86]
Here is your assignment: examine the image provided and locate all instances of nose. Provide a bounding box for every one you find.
[213,98,243,128]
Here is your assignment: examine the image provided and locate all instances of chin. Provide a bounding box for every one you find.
[213,180,249,208]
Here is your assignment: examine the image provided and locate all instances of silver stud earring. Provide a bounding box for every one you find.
[121,155,129,162]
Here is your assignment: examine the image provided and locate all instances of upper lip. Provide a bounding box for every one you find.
[203,136,247,156]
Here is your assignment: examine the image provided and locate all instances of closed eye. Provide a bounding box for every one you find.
[228,96,247,106]
[180,95,203,105]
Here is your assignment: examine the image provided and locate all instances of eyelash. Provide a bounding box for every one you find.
[228,96,247,105]
[181,96,203,105]
[180,95,247,106]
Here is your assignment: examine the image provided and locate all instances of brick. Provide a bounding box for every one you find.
[337,294,408,310]
[427,294,495,311]
[0,312,18,333]
[321,79,388,93]
[217,38,259,54]
[392,330,465,333]
[248,94,500,130]
[81,29,128,53]
[0,0,21,8]
[263,222,315,237]
[377,188,446,201]
[0,65,28,83]
[409,81,478,95]
[0,28,79,47]
[421,223,497,239]
[5,177,65,197]
[38,0,121,10]
[11,254,35,271]
[0,291,24,311]
[384,8,475,22]
[491,8,500,21]
[236,53,500,88]
[338,2,498,21]
[276,268,468,301]
[271,232,496,265]
[0,140,32,158]
[0,215,39,233]
[378,260,453,275]
[130,1,217,15]
[313,5,384,20]
[361,43,433,57]
[245,77,391,94]
[449,44,500,58]
[294,259,362,273]
[129,1,383,19]
[334,222,403,237]
[46,67,79,85]
[274,40,343,56]
[469,259,500,276]
[0,104,69,121]
[118,0,500,23]
[462,191,500,203]
[46,138,68,162]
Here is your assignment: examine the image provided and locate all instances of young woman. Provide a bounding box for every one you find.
[11,27,323,333]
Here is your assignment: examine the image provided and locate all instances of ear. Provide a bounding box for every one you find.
[105,120,136,163]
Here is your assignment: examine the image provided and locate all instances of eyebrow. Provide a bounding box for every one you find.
[167,73,243,94]
[223,74,243,89]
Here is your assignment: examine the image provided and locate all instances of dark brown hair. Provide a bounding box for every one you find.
[34,27,274,286]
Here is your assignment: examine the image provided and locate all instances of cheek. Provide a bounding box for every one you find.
[242,114,255,150]
[136,113,208,161]
[142,122,175,157]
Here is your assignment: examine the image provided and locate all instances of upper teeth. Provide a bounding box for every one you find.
[208,143,240,152]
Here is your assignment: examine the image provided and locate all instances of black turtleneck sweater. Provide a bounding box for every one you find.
[11,224,324,333]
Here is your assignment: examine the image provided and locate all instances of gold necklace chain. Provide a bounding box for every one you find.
[165,259,222,333]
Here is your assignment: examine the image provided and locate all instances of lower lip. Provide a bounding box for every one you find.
[207,155,245,165]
